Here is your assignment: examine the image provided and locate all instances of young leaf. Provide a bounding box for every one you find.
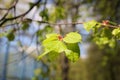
[83,20,98,31]
[43,40,67,53]
[47,51,60,61]
[65,43,80,62]
[63,32,82,43]
[65,50,79,62]
[46,33,59,38]
[38,40,67,60]
[43,35,58,44]
[66,43,80,53]
[94,37,109,48]
[38,32,81,62]
[112,28,120,36]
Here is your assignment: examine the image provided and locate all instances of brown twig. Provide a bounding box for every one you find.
[1,18,120,29]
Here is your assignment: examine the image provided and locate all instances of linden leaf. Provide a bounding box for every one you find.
[65,43,80,62]
[46,33,59,38]
[47,51,59,61]
[43,40,67,53]
[83,20,98,31]
[112,28,120,36]
[65,50,80,62]
[38,32,81,62]
[43,34,58,43]
[38,41,67,60]
[63,32,82,43]
[66,43,80,53]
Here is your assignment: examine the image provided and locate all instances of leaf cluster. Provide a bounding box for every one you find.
[38,32,81,62]
[83,20,120,48]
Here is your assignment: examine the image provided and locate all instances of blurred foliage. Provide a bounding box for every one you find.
[40,9,49,21]
[0,0,120,80]
[83,1,120,80]
[36,25,54,42]
[21,22,30,31]
[49,6,66,22]
[84,0,120,22]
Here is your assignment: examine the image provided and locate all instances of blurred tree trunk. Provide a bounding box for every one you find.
[20,51,26,80]
[109,63,116,80]
[61,56,69,80]
[2,42,10,80]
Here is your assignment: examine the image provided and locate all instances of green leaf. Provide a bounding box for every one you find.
[100,37,109,44]
[43,40,67,53]
[6,32,15,41]
[38,50,60,61]
[38,40,67,60]
[65,50,80,62]
[83,20,99,31]
[66,43,80,54]
[93,37,110,48]
[39,32,81,62]
[112,28,120,36]
[46,33,59,38]
[65,43,80,62]
[47,51,59,61]
[43,35,58,44]
[63,32,82,43]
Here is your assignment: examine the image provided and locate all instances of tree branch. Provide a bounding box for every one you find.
[0,0,18,10]
[0,0,41,27]
[0,0,18,22]
[1,18,120,30]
